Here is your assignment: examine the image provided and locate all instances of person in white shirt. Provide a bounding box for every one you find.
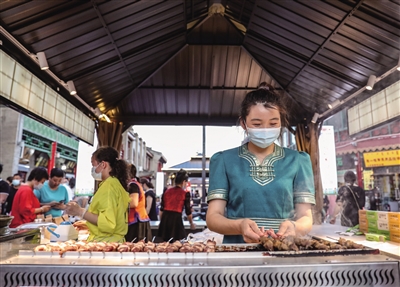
[62,177,75,202]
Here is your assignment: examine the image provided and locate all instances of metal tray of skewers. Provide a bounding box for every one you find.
[258,235,380,257]
[27,235,379,259]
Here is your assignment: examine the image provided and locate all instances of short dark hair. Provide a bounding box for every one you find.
[344,171,356,184]
[93,146,129,190]
[239,82,289,129]
[175,169,189,185]
[27,167,49,182]
[140,178,154,189]
[50,168,64,178]
[69,177,76,189]
[0,164,3,174]
[13,173,21,178]
[129,164,137,179]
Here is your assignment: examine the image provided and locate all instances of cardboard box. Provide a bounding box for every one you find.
[389,223,400,235]
[388,212,400,224]
[377,212,388,222]
[359,218,368,226]
[377,221,389,231]
[359,214,367,222]
[367,226,378,234]
[389,233,400,243]
[366,211,378,221]
[367,219,378,228]
[358,210,367,216]
[53,217,64,225]
[359,222,368,233]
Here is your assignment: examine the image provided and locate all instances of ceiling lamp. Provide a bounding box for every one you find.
[328,99,341,109]
[99,114,111,123]
[311,113,320,124]
[67,80,77,95]
[366,75,376,90]
[37,52,49,70]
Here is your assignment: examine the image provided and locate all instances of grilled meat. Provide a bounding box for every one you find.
[260,235,365,252]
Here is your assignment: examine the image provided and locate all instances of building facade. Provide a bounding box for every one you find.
[121,127,167,192]
[0,106,79,180]
[326,109,400,211]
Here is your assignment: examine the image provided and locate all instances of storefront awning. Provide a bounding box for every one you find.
[336,134,400,155]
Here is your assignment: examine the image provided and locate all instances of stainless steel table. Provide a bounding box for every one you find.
[149,220,207,241]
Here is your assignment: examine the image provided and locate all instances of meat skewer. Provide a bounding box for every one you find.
[33,236,366,256]
[143,242,156,252]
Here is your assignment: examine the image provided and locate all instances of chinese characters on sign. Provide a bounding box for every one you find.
[363,150,400,168]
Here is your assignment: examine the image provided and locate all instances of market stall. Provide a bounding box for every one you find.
[1,223,399,287]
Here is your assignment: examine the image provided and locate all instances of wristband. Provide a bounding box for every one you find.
[81,209,87,219]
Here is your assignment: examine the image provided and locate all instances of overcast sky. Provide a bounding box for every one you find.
[132,125,245,167]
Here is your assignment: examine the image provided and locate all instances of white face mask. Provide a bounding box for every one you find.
[34,182,44,190]
[12,179,20,186]
[91,163,103,181]
[246,126,281,148]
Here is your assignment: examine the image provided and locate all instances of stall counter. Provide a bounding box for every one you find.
[310,223,400,259]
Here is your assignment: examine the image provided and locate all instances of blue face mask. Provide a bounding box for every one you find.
[12,179,20,186]
[245,127,281,148]
[34,182,44,190]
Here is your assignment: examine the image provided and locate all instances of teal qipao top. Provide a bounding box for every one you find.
[207,144,316,243]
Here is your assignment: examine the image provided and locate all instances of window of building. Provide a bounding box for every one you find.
[127,139,132,161]
[132,137,136,164]
[145,155,151,171]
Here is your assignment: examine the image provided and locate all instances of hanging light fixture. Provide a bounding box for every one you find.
[311,113,320,123]
[66,80,77,95]
[37,52,49,70]
[328,99,341,109]
[366,75,376,90]
[99,114,111,123]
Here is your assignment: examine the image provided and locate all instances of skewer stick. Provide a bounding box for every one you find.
[152,236,156,242]
[131,237,137,243]
[167,237,174,243]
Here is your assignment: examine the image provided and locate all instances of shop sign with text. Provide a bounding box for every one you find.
[363,150,400,167]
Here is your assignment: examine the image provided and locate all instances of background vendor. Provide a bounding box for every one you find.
[34,168,69,217]
[10,167,51,227]
[65,146,130,242]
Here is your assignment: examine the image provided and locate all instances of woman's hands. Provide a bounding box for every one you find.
[240,218,264,243]
[276,220,296,237]
[65,201,84,217]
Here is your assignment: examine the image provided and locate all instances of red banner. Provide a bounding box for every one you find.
[47,142,57,174]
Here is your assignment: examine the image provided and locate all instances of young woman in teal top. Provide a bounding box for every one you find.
[206,83,316,244]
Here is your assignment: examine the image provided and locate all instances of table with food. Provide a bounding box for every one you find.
[0,216,399,287]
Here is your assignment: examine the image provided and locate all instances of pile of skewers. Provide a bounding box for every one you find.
[260,228,365,251]
[34,239,216,255]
